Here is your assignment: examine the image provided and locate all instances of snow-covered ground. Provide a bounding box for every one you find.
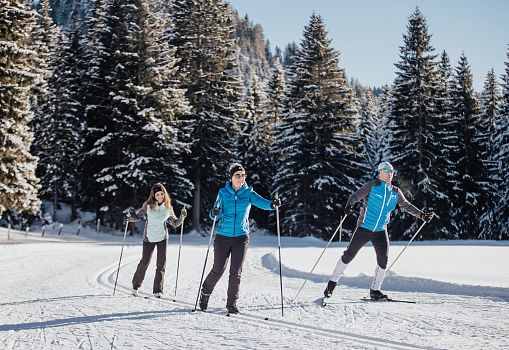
[1,226,508,349]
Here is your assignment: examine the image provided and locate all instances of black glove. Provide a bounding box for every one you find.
[421,212,434,222]
[272,197,281,208]
[339,204,353,218]
[211,207,220,217]
[180,207,187,218]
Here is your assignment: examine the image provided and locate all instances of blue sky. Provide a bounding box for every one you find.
[227,0,509,91]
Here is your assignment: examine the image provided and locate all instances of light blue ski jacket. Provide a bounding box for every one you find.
[209,181,274,237]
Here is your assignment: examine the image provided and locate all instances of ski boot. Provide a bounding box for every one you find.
[132,288,139,297]
[369,289,388,300]
[226,304,240,314]
[153,292,163,298]
[324,280,337,298]
[199,292,210,311]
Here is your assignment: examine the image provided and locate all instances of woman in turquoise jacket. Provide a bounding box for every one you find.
[199,163,280,314]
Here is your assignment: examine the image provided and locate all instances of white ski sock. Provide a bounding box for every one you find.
[370,265,386,290]
[330,258,348,283]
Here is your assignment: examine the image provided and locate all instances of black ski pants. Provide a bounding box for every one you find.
[132,239,167,293]
[341,227,389,269]
[202,234,249,307]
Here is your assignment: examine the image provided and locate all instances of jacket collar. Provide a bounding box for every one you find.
[224,180,249,195]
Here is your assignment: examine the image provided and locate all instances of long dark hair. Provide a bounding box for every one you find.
[144,183,171,210]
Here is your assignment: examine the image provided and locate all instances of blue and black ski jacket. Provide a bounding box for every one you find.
[347,179,423,232]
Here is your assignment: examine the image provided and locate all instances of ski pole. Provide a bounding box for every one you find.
[386,219,428,274]
[113,219,130,296]
[174,214,185,297]
[275,193,284,317]
[193,202,220,311]
[293,215,348,303]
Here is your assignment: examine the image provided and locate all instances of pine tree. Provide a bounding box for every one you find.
[272,14,366,238]
[0,0,42,216]
[32,19,84,222]
[494,48,509,239]
[478,68,501,238]
[449,53,484,239]
[80,0,192,225]
[387,8,438,240]
[242,73,273,227]
[267,56,286,125]
[357,89,381,176]
[79,0,115,214]
[428,51,461,238]
[170,0,243,230]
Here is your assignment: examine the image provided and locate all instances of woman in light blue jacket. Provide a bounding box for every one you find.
[199,163,280,314]
[130,183,186,298]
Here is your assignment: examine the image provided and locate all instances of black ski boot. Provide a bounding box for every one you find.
[324,280,337,298]
[199,292,210,311]
[369,289,388,300]
[226,304,240,314]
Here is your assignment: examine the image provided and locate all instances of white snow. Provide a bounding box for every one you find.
[0,226,508,349]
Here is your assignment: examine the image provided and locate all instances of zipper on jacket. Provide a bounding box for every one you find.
[233,193,238,236]
[373,183,388,231]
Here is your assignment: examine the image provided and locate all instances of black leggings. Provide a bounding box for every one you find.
[341,227,389,269]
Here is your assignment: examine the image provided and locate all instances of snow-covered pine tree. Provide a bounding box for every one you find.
[478,68,501,239]
[272,14,366,238]
[357,88,381,176]
[427,51,461,239]
[282,42,297,67]
[242,73,273,227]
[0,0,42,216]
[79,0,115,214]
[85,0,192,224]
[135,0,192,209]
[449,53,484,239]
[32,15,85,222]
[267,56,286,125]
[494,48,509,239]
[170,0,243,230]
[387,8,438,240]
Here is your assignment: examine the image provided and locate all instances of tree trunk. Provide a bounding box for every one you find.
[192,167,201,231]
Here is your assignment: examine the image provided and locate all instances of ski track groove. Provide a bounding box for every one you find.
[94,254,442,350]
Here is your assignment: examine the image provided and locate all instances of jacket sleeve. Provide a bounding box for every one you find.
[166,206,185,228]
[397,188,423,219]
[249,190,274,211]
[346,181,374,206]
[209,192,222,220]
[133,203,148,220]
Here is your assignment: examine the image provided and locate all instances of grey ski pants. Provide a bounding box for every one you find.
[132,239,167,293]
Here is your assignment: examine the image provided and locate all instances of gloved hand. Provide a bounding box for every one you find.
[181,207,187,218]
[338,204,353,218]
[125,210,133,221]
[421,212,434,222]
[272,197,281,208]
[211,207,220,217]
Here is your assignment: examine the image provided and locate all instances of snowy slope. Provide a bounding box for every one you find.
[1,227,508,349]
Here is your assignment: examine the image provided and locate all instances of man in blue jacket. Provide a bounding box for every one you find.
[200,163,281,314]
[324,161,433,300]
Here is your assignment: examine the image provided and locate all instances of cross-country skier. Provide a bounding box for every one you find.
[199,163,281,314]
[128,183,187,298]
[323,161,433,301]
